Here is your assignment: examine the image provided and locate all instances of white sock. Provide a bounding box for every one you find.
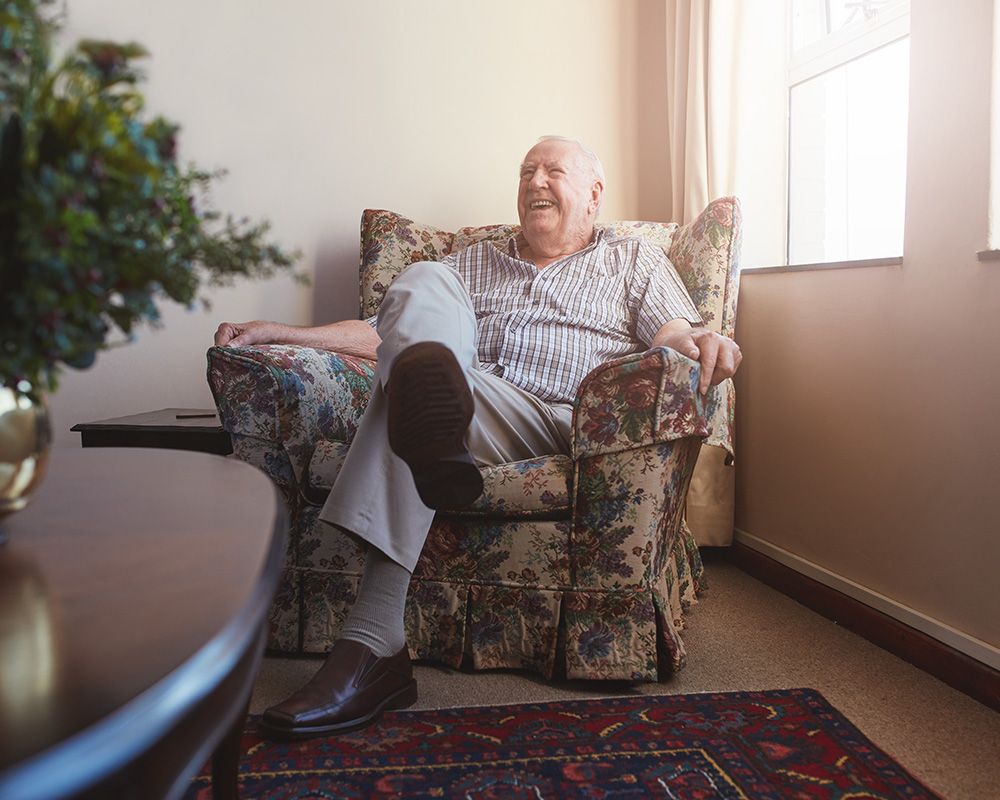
[339,547,411,657]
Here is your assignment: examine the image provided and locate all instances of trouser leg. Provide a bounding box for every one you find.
[318,260,572,571]
[318,261,473,570]
[370,260,478,385]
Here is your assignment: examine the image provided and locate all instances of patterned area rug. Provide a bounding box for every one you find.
[184,688,939,799]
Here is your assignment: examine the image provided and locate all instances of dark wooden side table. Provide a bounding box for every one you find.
[0,448,286,800]
[71,407,233,455]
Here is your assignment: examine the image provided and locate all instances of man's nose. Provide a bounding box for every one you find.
[529,170,548,188]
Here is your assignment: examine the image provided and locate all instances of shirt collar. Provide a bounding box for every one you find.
[506,227,605,262]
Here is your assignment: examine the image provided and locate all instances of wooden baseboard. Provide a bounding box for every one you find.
[726,542,1000,712]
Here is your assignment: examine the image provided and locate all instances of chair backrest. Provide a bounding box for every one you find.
[358,196,741,339]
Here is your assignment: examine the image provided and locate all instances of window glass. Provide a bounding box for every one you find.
[787,1,909,265]
[788,37,909,264]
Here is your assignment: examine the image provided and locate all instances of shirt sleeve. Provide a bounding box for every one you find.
[364,314,378,329]
[631,239,703,345]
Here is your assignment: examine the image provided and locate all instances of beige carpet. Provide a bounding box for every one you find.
[251,557,1000,799]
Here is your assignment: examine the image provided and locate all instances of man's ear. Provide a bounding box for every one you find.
[590,180,604,213]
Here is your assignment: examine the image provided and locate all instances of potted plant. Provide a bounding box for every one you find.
[0,0,300,515]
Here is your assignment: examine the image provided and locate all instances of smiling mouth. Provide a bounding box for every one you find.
[528,200,556,210]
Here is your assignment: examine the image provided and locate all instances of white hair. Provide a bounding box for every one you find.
[537,135,606,185]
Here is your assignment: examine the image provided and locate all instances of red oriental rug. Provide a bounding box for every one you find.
[184,688,939,799]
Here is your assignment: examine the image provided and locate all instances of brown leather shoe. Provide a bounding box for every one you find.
[260,639,417,739]
[387,341,483,509]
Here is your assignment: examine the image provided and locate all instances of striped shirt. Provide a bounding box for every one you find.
[439,230,703,404]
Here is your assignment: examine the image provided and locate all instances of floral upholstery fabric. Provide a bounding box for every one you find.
[210,344,374,489]
[666,198,742,456]
[359,211,455,320]
[460,456,571,517]
[207,199,740,682]
[601,219,680,254]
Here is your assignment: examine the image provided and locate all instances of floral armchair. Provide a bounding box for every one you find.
[206,197,741,682]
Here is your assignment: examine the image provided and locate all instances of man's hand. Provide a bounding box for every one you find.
[213,318,381,360]
[652,319,743,395]
[214,320,285,347]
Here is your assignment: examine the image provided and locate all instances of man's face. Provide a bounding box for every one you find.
[517,140,603,252]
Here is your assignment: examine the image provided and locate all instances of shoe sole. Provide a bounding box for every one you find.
[259,678,418,740]
[387,342,483,509]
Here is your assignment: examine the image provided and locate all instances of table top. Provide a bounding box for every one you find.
[0,448,285,799]
[70,407,224,433]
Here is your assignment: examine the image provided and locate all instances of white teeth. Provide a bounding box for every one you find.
[530,200,554,209]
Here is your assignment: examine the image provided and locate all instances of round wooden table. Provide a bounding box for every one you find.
[0,448,286,800]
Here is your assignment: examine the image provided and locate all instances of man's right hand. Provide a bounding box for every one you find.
[214,320,283,347]
[212,319,381,360]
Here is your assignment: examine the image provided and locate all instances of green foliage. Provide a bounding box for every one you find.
[0,0,300,394]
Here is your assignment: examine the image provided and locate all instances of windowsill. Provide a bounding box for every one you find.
[977,249,1000,262]
[741,256,904,275]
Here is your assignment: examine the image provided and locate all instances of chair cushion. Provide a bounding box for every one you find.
[304,440,572,518]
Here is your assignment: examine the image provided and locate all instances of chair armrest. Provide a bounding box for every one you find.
[569,347,711,595]
[572,347,709,459]
[206,344,375,486]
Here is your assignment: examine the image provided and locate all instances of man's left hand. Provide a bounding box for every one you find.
[686,329,742,395]
[653,321,743,395]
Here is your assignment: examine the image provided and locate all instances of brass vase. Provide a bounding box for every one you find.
[0,385,52,521]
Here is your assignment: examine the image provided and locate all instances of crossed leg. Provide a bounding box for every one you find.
[261,261,571,739]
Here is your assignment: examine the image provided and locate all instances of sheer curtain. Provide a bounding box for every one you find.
[665,0,731,223]
[664,0,786,546]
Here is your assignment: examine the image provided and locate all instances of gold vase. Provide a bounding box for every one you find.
[0,385,52,519]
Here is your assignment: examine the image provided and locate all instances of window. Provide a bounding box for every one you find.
[787,0,910,265]
[990,0,1000,252]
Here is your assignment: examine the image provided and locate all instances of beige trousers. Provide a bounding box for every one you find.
[319,261,573,571]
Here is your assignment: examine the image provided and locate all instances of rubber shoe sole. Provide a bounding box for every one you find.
[387,342,483,509]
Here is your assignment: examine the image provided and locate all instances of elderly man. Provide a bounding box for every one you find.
[214,136,742,739]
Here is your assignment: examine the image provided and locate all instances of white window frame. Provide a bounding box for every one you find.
[988,0,1000,254]
[789,2,910,88]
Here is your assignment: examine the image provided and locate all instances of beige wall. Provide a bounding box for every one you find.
[735,0,1000,651]
[50,0,671,445]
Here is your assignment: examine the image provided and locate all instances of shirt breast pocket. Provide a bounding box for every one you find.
[549,275,628,328]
